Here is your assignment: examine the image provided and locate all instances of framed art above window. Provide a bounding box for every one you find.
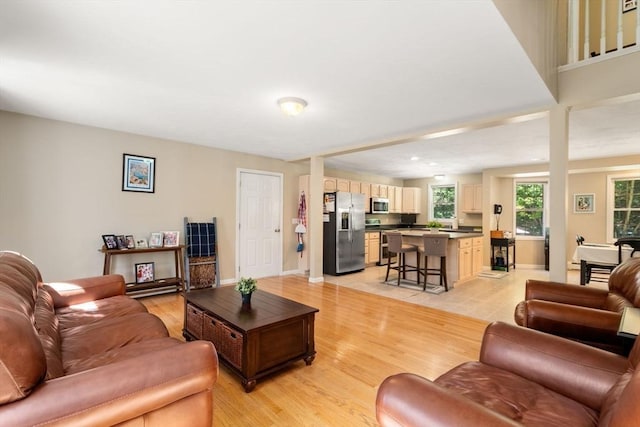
[122,153,155,193]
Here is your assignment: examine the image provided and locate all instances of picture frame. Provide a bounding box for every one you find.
[135,238,148,249]
[122,153,155,193]
[135,262,155,284]
[623,0,637,13]
[125,235,135,249]
[149,232,164,248]
[163,231,180,247]
[116,235,128,249]
[102,234,118,250]
[574,193,595,214]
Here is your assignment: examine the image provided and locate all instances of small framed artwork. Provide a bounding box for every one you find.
[135,262,155,284]
[135,238,148,249]
[149,232,164,248]
[116,235,128,249]
[623,0,637,13]
[122,153,155,193]
[574,193,595,214]
[102,234,118,250]
[125,235,135,249]
[163,231,179,247]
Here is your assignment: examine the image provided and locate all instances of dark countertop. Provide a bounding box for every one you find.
[365,224,482,234]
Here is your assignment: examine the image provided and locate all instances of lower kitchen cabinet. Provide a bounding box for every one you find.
[458,237,483,281]
[472,237,483,275]
[365,232,380,265]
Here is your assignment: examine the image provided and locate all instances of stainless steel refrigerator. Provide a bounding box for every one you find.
[323,192,365,275]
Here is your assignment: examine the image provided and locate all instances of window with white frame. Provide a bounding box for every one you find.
[429,183,456,220]
[514,181,548,238]
[607,174,640,239]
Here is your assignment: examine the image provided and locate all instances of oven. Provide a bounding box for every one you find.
[378,232,397,265]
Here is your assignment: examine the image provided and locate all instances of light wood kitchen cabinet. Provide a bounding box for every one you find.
[361,183,371,213]
[472,237,483,275]
[401,187,421,214]
[365,232,380,264]
[349,181,361,193]
[370,184,381,198]
[394,186,403,213]
[379,185,389,198]
[324,178,337,192]
[336,178,350,192]
[388,185,397,213]
[457,238,473,282]
[461,183,483,214]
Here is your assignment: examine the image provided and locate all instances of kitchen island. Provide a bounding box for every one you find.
[383,229,484,290]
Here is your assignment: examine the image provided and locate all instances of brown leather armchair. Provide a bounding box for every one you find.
[376,321,640,426]
[514,257,640,355]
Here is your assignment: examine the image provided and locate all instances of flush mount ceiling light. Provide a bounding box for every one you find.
[277,97,308,116]
[434,174,445,180]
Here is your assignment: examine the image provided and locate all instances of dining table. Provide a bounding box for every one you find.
[572,244,633,285]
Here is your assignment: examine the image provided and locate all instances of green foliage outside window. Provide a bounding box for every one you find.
[613,178,640,237]
[515,183,544,237]
[432,185,455,219]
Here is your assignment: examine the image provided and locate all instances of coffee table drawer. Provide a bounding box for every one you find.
[185,303,204,338]
[218,322,244,370]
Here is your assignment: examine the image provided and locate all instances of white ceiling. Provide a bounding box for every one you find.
[1,1,638,179]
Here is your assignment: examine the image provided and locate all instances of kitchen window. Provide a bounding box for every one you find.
[514,181,548,238]
[607,174,640,240]
[429,184,456,220]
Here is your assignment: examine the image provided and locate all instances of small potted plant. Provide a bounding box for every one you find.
[235,277,257,305]
[426,220,444,232]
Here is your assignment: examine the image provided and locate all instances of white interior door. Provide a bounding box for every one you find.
[238,170,282,279]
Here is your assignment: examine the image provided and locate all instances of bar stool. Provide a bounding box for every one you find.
[418,233,449,292]
[384,232,420,287]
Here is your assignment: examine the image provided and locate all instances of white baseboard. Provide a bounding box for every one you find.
[308,276,324,283]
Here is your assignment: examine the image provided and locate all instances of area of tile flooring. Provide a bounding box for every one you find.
[324,266,606,325]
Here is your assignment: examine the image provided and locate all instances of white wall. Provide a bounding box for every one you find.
[0,111,308,282]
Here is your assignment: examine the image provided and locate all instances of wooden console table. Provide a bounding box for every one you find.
[183,286,318,392]
[101,245,185,297]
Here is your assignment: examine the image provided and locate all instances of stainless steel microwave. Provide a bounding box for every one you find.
[371,197,389,214]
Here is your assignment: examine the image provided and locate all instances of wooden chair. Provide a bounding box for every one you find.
[418,233,449,292]
[384,232,419,287]
[616,237,640,263]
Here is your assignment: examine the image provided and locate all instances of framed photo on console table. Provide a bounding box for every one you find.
[122,153,155,193]
[149,232,164,248]
[163,231,179,247]
[102,234,118,250]
[135,262,155,284]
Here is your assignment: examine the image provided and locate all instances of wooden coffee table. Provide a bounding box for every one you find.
[183,286,318,392]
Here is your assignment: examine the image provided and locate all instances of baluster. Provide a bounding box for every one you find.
[636,0,640,47]
[568,0,580,63]
[600,0,607,55]
[618,0,624,49]
[584,0,591,59]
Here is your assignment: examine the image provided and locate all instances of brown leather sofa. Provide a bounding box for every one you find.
[0,251,218,426]
[514,257,640,355]
[376,321,640,426]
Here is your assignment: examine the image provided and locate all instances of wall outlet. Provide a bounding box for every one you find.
[458,218,465,225]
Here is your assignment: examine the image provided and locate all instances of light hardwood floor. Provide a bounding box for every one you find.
[141,268,589,426]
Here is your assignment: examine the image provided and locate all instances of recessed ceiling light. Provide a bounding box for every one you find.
[428,162,438,166]
[277,97,308,116]
[410,156,419,161]
[434,174,445,180]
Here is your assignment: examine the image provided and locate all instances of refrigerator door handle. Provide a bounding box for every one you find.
[348,207,352,242]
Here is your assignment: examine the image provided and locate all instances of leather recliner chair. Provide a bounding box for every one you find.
[376,321,640,426]
[514,257,640,355]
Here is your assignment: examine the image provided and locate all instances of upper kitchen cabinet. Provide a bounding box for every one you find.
[388,186,403,213]
[402,187,421,214]
[336,178,350,192]
[361,183,371,213]
[349,180,361,193]
[370,183,381,198]
[324,178,337,192]
[379,185,389,198]
[461,183,483,214]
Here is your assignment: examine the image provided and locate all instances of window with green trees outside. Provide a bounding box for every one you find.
[613,177,640,238]
[515,182,546,237]
[430,184,456,219]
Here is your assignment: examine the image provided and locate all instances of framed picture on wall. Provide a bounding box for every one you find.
[122,153,155,193]
[135,262,155,284]
[574,193,595,214]
[623,0,637,13]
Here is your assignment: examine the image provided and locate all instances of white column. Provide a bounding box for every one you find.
[549,106,570,283]
[636,0,640,46]
[308,156,325,283]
